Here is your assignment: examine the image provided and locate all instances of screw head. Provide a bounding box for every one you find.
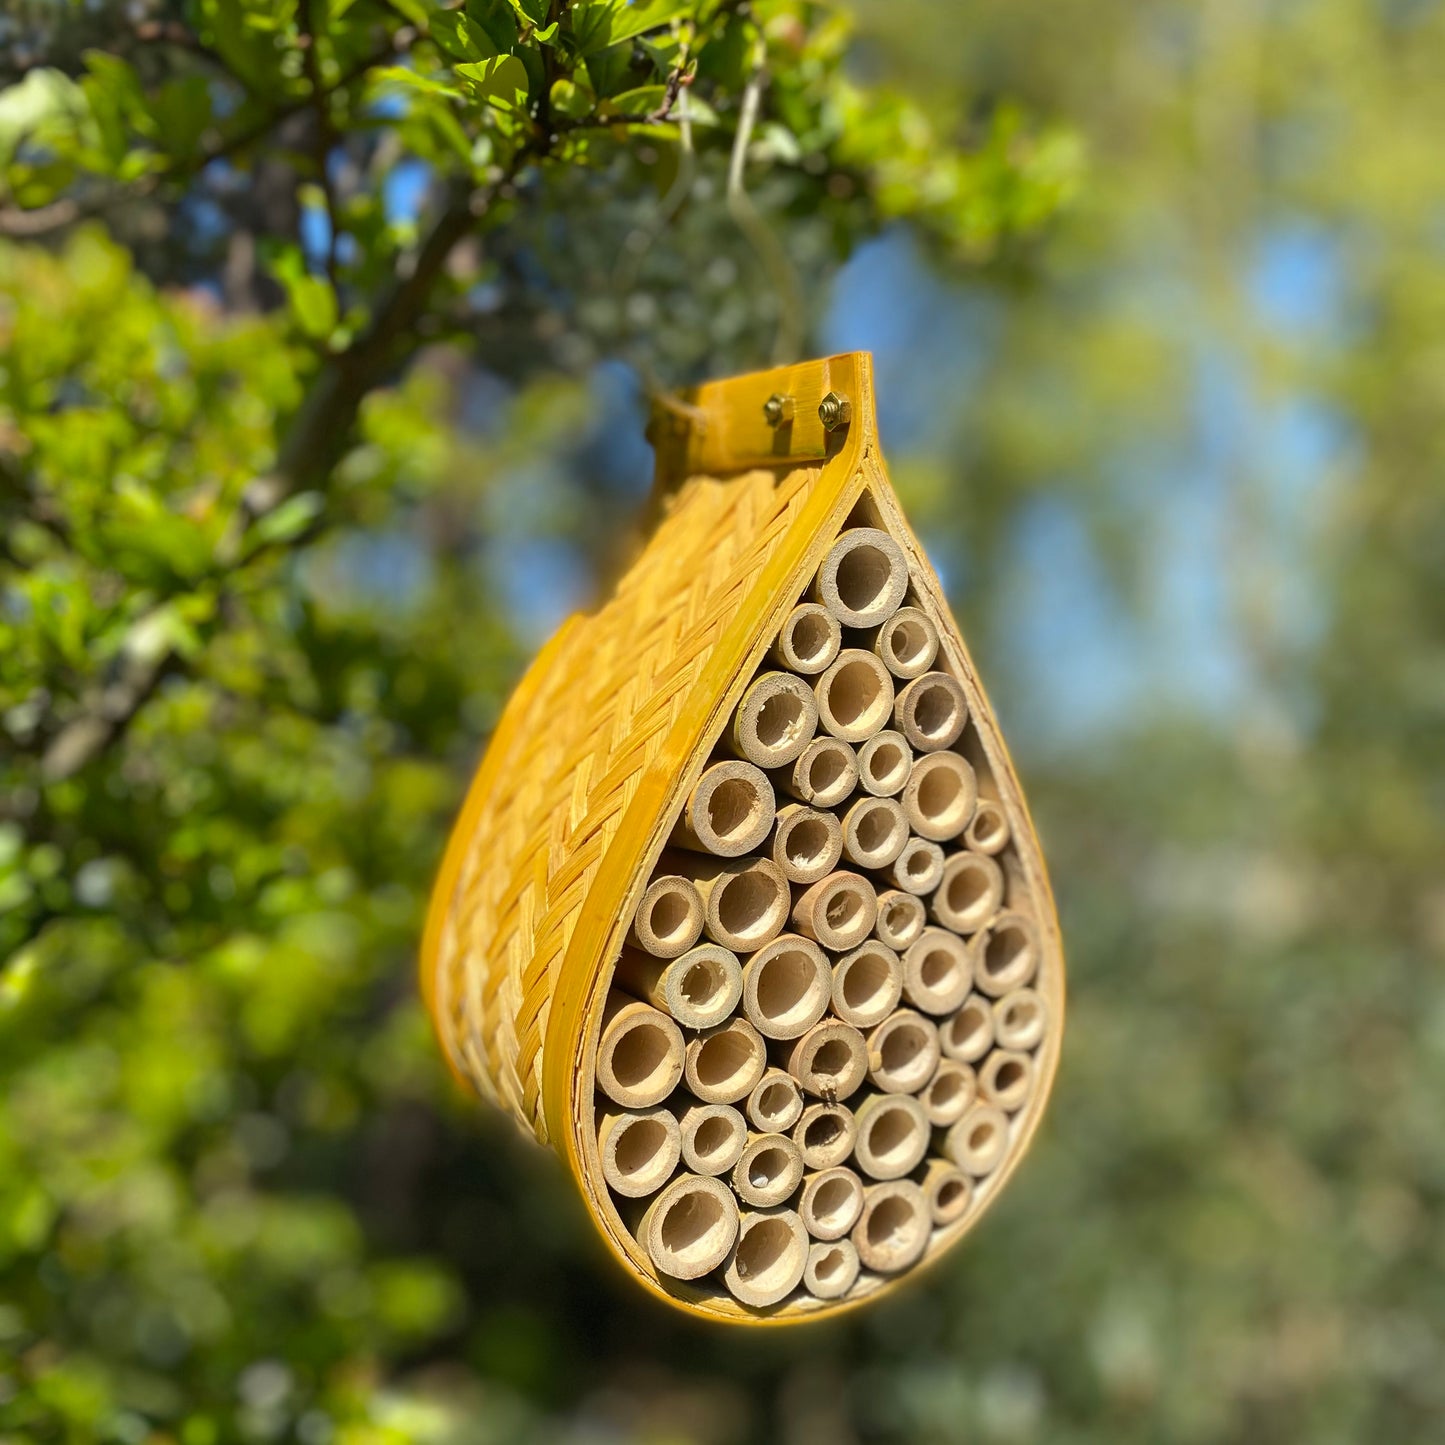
[818,391,852,431]
[763,392,795,427]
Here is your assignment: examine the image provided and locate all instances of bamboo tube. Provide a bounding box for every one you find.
[676,1099,749,1177]
[852,1093,931,1181]
[856,730,912,798]
[740,934,832,1040]
[798,1166,865,1241]
[783,1019,868,1100]
[770,602,842,676]
[804,1239,860,1300]
[791,870,878,952]
[614,943,743,1030]
[886,837,945,896]
[746,1068,805,1134]
[865,1008,941,1094]
[873,890,926,951]
[977,1049,1034,1113]
[729,670,820,769]
[683,1017,768,1104]
[635,1173,740,1281]
[731,1132,805,1208]
[862,606,939,681]
[598,1107,683,1198]
[938,994,994,1063]
[813,650,896,744]
[901,927,974,1015]
[723,1208,809,1307]
[792,1102,857,1169]
[930,851,1004,935]
[597,991,686,1108]
[975,911,1041,997]
[918,1158,973,1227]
[944,1104,1010,1178]
[664,853,791,953]
[918,1058,976,1128]
[852,1179,930,1273]
[964,798,1010,856]
[672,759,776,857]
[830,940,903,1029]
[812,527,909,628]
[902,751,978,842]
[769,804,843,885]
[627,874,705,958]
[770,736,858,808]
[993,987,1047,1052]
[893,671,969,753]
[840,795,909,871]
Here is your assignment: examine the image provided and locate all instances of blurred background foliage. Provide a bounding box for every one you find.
[1,0,1441,1441]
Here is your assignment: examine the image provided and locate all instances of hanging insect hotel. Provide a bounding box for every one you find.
[422,354,1064,1322]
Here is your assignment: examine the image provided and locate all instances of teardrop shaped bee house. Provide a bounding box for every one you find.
[422,354,1064,1322]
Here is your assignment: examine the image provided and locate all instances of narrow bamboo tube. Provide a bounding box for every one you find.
[856,730,912,797]
[664,853,791,953]
[770,602,842,676]
[977,1049,1035,1113]
[830,940,903,1029]
[614,943,743,1030]
[627,874,705,958]
[812,527,909,628]
[746,1068,805,1133]
[792,1102,857,1169]
[852,1093,931,1180]
[944,1103,1010,1178]
[769,804,843,885]
[993,987,1047,1052]
[798,1166,865,1241]
[672,759,776,857]
[804,1239,860,1300]
[893,671,969,753]
[840,796,909,871]
[865,1008,941,1094]
[901,927,974,1015]
[683,1017,768,1104]
[770,736,858,808]
[791,870,877,952]
[975,911,1041,996]
[740,934,832,1040]
[938,994,994,1063]
[918,1158,973,1227]
[886,837,945,896]
[598,1107,683,1198]
[852,1179,930,1273]
[597,991,686,1108]
[676,1099,749,1177]
[783,1019,868,1100]
[723,1208,809,1307]
[964,798,1011,856]
[918,1058,976,1128]
[729,670,820,769]
[862,606,939,680]
[903,751,978,842]
[635,1173,740,1281]
[731,1132,805,1208]
[813,649,896,744]
[873,890,926,951]
[930,851,1004,935]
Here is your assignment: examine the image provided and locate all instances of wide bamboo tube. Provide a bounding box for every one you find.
[729,671,820,769]
[944,1103,1010,1178]
[791,870,878,952]
[597,991,686,1108]
[893,671,969,753]
[770,736,858,808]
[672,759,776,857]
[840,796,909,871]
[746,1068,805,1133]
[852,1093,931,1181]
[938,994,994,1063]
[886,837,945,896]
[873,890,926,951]
[683,1017,768,1104]
[627,874,705,958]
[798,1166,865,1241]
[783,1019,868,1100]
[614,943,743,1030]
[812,527,909,628]
[975,911,1041,996]
[676,1099,749,1177]
[769,804,843,885]
[977,1049,1034,1113]
[666,853,791,953]
[770,602,842,676]
[930,851,1004,935]
[918,1158,973,1227]
[852,1179,930,1272]
[740,934,832,1040]
[918,1058,976,1128]
[804,1239,860,1300]
[862,606,939,680]
[901,927,974,1015]
[731,1132,805,1208]
[865,1008,941,1094]
[792,1102,857,1169]
[813,649,896,744]
[903,751,978,841]
[830,940,903,1029]
[964,798,1010,856]
[856,730,912,798]
[635,1173,740,1280]
[993,987,1047,1052]
[723,1208,809,1307]
[598,1107,683,1198]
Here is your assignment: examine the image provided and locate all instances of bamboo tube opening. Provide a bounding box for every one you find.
[857,730,912,797]
[903,752,978,842]
[629,875,705,958]
[677,761,776,857]
[931,851,1004,934]
[993,988,1046,1051]
[920,1159,973,1226]
[792,871,878,952]
[814,528,909,628]
[684,1018,768,1104]
[598,994,686,1108]
[976,912,1039,996]
[804,1239,860,1300]
[853,1094,930,1180]
[747,1069,805,1133]
[617,943,743,1031]
[677,1101,749,1176]
[732,1133,805,1208]
[866,1009,941,1094]
[643,1175,740,1281]
[831,941,903,1029]
[841,796,909,870]
[723,1209,808,1308]
[774,736,858,808]
[918,1059,976,1128]
[814,650,895,743]
[599,1108,683,1198]
[894,672,969,753]
[732,672,820,768]
[964,798,1010,856]
[793,1102,857,1169]
[703,859,791,952]
[772,603,842,675]
[799,1167,865,1241]
[902,927,974,1015]
[785,1019,868,1100]
[741,936,831,1040]
[939,995,994,1063]
[868,607,939,680]
[945,1104,1010,1178]
[978,1049,1034,1112]
[888,837,945,896]
[873,890,926,951]
[771,805,843,885]
[853,1180,930,1273]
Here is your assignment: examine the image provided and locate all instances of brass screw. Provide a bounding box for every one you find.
[818,391,852,431]
[763,393,795,427]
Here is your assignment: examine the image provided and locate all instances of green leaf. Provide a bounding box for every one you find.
[250,492,325,548]
[287,273,339,339]
[572,0,691,56]
[466,0,520,52]
[608,84,666,116]
[454,54,531,115]
[549,79,592,121]
[430,10,495,61]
